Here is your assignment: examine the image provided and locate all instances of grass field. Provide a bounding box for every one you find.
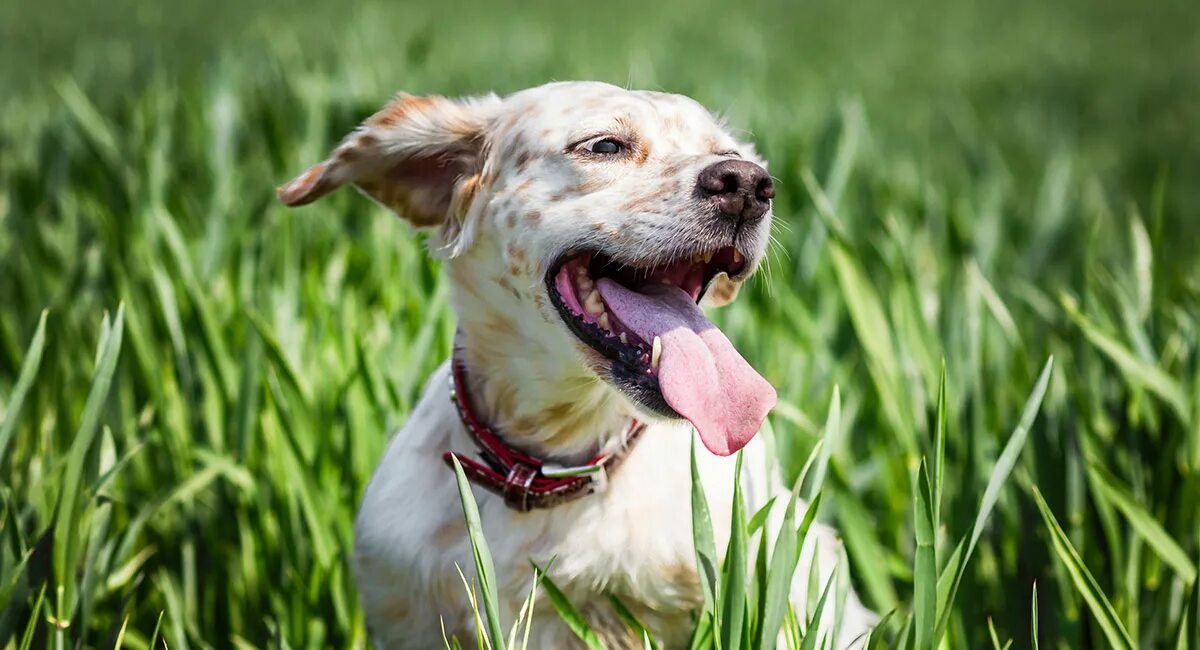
[2,0,1199,647]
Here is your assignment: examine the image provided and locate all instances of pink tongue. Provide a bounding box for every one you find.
[595,278,777,456]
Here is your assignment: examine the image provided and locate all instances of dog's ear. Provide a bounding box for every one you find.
[277,92,500,235]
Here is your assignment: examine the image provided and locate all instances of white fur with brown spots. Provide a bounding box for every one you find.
[279,81,874,649]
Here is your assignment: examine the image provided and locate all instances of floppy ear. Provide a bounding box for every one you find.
[277,92,500,234]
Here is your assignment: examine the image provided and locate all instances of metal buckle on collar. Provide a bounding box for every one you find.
[542,462,608,495]
[540,462,604,478]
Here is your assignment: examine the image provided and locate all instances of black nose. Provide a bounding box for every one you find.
[696,159,774,223]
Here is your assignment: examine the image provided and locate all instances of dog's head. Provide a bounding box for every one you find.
[279,81,777,457]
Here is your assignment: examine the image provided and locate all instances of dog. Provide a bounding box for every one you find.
[278,81,874,648]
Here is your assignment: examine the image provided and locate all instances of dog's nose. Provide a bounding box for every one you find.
[697,159,774,223]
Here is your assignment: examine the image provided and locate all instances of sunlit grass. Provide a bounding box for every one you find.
[2,1,1199,647]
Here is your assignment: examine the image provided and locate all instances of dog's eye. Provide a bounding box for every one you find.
[588,138,623,155]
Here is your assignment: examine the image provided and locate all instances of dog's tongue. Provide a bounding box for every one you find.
[595,278,776,456]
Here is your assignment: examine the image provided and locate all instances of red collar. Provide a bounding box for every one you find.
[442,351,646,512]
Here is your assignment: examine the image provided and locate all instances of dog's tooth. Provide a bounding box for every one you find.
[584,290,604,315]
[703,249,714,263]
[651,336,662,370]
[732,249,744,265]
[619,332,628,345]
[576,274,594,293]
[598,312,610,331]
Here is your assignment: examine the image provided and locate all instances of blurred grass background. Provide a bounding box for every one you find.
[1,0,1198,647]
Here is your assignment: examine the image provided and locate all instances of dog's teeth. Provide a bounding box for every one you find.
[692,251,704,263]
[651,336,662,370]
[619,332,628,345]
[703,249,714,263]
[598,312,610,331]
[584,290,604,315]
[732,249,744,265]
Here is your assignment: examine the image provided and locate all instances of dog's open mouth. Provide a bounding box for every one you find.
[546,247,777,456]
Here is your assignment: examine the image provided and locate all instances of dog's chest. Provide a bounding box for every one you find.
[354,364,760,646]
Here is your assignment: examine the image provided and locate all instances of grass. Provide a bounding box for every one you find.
[1,0,1199,647]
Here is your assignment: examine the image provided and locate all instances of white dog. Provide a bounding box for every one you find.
[278,81,874,648]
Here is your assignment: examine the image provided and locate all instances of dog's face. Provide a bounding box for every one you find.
[279,81,777,456]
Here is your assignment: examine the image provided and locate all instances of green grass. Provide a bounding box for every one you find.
[2,0,1199,647]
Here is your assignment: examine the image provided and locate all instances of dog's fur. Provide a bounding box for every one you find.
[279,81,873,648]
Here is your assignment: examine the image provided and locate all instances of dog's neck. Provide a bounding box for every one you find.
[446,253,637,465]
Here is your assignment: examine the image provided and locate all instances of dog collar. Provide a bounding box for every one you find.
[442,350,646,512]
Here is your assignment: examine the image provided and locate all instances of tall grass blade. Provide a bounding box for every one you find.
[0,310,48,466]
[797,573,835,650]
[1031,582,1039,650]
[932,360,947,535]
[1061,294,1190,423]
[720,451,748,650]
[934,357,1054,642]
[17,583,45,650]
[52,304,124,625]
[535,568,603,650]
[757,489,822,650]
[691,435,721,635]
[912,461,936,650]
[1031,485,1135,650]
[805,387,840,501]
[609,594,660,650]
[450,457,506,650]
[1086,463,1196,584]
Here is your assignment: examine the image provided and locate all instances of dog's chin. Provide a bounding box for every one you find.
[603,361,681,419]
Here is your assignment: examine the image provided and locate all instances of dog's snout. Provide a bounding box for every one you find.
[697,159,774,223]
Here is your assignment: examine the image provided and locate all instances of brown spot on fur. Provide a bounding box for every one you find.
[622,195,657,214]
[525,209,541,222]
[590,222,605,232]
[355,178,442,227]
[662,562,704,608]
[505,211,518,229]
[277,163,329,205]
[435,520,464,546]
[336,144,362,162]
[514,149,532,169]
[661,160,687,178]
[369,93,437,128]
[506,244,527,264]
[631,140,650,165]
[381,594,411,620]
[451,173,481,220]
